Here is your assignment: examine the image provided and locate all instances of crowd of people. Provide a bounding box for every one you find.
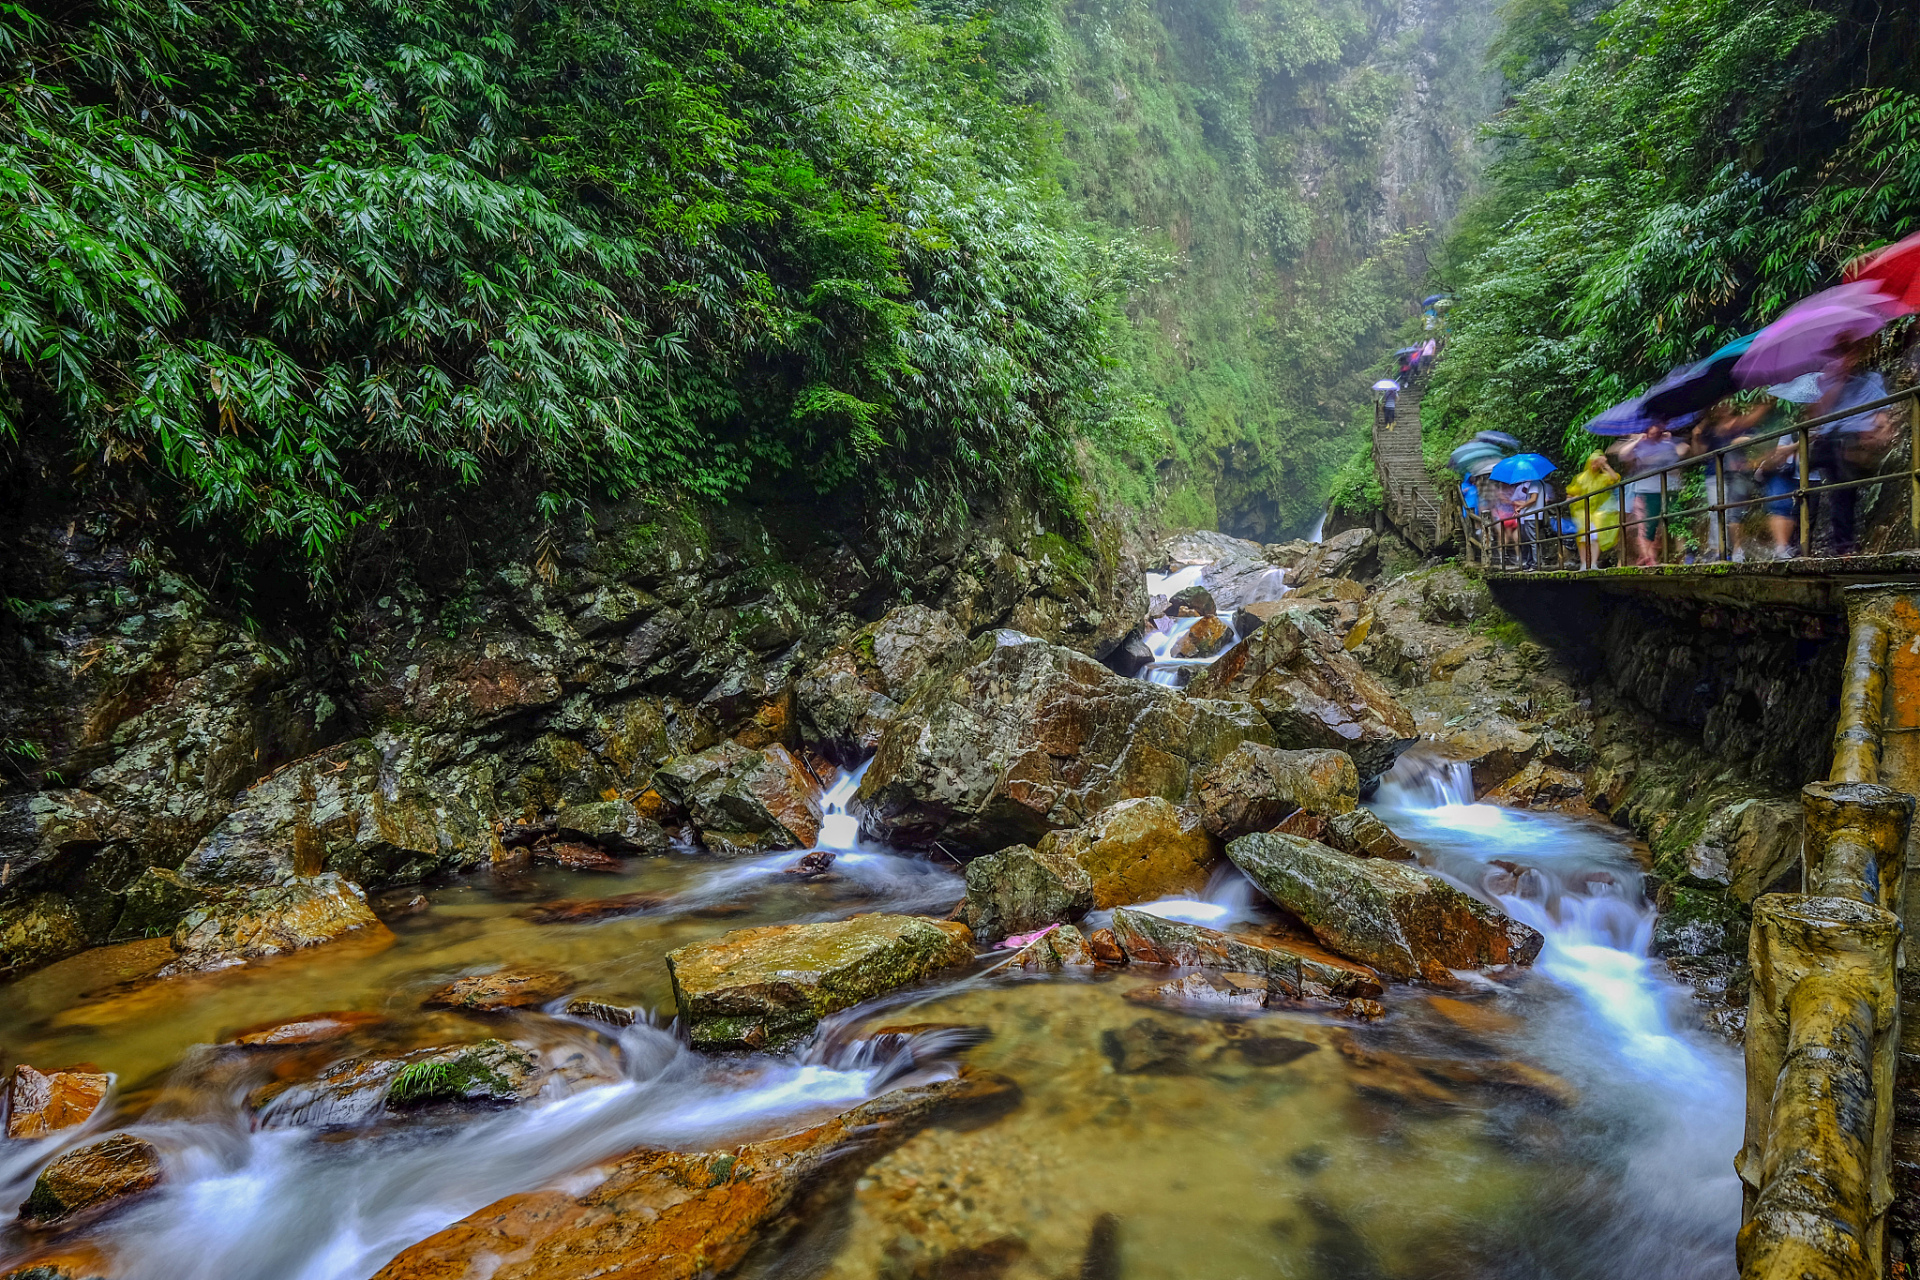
[1443,232,1920,568]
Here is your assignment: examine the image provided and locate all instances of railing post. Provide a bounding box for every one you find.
[1739,895,1902,1280]
[1909,393,1919,547]
[1798,429,1813,558]
[1716,461,1730,563]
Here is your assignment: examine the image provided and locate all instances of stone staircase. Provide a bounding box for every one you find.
[1371,377,1450,552]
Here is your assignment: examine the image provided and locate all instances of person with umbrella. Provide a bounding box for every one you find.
[1487,452,1556,565]
[1807,338,1895,556]
[1611,420,1689,565]
[1694,399,1770,561]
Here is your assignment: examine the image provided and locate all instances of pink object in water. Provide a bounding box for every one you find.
[999,925,1059,950]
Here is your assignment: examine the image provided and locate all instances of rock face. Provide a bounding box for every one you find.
[553,800,667,854]
[1286,528,1378,587]
[1155,532,1288,613]
[21,1133,164,1224]
[960,844,1093,944]
[1227,833,1543,981]
[797,605,968,762]
[1194,744,1358,840]
[667,914,975,1050]
[1187,609,1415,782]
[368,1071,1019,1280]
[1036,798,1217,910]
[653,741,822,855]
[858,631,1272,851]
[0,893,88,974]
[167,872,386,972]
[6,1066,109,1140]
[1109,908,1382,999]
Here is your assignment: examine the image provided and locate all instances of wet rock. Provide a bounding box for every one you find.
[552,800,668,854]
[227,1011,385,1047]
[1186,611,1415,783]
[1102,630,1155,680]
[424,966,575,1011]
[1156,532,1288,613]
[1036,797,1218,910]
[112,867,206,942]
[797,605,968,762]
[1087,927,1125,966]
[522,893,668,925]
[1169,585,1217,618]
[785,849,836,878]
[565,998,642,1028]
[1172,615,1233,658]
[1320,809,1416,860]
[166,872,386,973]
[1423,715,1557,795]
[0,1244,112,1280]
[21,1133,163,1225]
[1342,998,1386,1020]
[667,914,975,1051]
[653,741,822,855]
[1007,924,1095,970]
[1287,528,1377,586]
[176,741,493,890]
[368,1071,1020,1280]
[1194,744,1358,840]
[0,894,87,975]
[531,840,621,871]
[1679,796,1803,904]
[1109,908,1382,999]
[859,631,1272,852]
[1129,970,1272,1011]
[1483,759,1593,817]
[1227,833,1543,982]
[256,1038,549,1128]
[6,1067,109,1140]
[1273,809,1327,841]
[961,844,1093,944]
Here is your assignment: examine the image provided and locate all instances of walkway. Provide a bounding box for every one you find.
[1371,377,1449,552]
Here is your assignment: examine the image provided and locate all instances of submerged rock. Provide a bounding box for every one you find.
[166,873,386,973]
[21,1133,163,1225]
[1194,744,1358,840]
[667,914,975,1050]
[1129,970,1272,1011]
[423,967,575,1011]
[1109,908,1382,999]
[961,844,1093,944]
[227,1011,385,1047]
[653,741,822,855]
[523,893,669,925]
[1227,833,1542,982]
[1186,610,1415,782]
[255,1038,560,1128]
[858,631,1272,851]
[6,1066,109,1140]
[797,605,968,762]
[369,1071,1019,1280]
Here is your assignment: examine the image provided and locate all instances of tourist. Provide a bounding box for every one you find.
[1808,339,1894,556]
[1565,451,1622,570]
[1694,401,1768,561]
[1612,421,1687,565]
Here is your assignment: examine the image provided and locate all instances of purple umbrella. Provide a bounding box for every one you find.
[1580,396,1701,437]
[1732,284,1901,385]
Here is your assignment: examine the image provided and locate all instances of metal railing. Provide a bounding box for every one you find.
[1459,385,1920,570]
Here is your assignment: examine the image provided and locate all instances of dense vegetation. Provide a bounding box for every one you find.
[1425,0,1920,462]
[0,0,1134,593]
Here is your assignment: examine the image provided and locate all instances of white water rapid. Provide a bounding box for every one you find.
[1370,754,1746,1277]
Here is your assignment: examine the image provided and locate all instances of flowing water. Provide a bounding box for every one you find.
[0,753,1743,1279]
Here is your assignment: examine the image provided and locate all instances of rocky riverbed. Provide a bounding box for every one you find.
[0,511,1752,1279]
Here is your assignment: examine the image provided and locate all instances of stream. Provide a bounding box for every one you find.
[0,747,1742,1279]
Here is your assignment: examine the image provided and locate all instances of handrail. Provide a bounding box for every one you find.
[1460,384,1920,569]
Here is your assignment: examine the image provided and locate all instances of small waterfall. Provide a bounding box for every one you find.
[1308,509,1328,544]
[1113,862,1264,929]
[817,759,870,850]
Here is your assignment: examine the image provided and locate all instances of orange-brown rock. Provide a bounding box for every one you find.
[369,1072,1019,1280]
[1172,615,1233,659]
[1109,908,1382,999]
[0,1243,111,1280]
[1331,1030,1576,1108]
[653,742,822,856]
[1087,928,1126,966]
[423,967,575,1011]
[522,893,668,925]
[1033,797,1219,909]
[165,872,389,973]
[21,1133,163,1224]
[531,840,621,871]
[228,1010,385,1047]
[1482,758,1595,818]
[6,1066,109,1140]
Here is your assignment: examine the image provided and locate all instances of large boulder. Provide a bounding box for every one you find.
[1034,797,1217,909]
[959,844,1093,944]
[667,914,975,1050]
[369,1072,1018,1280]
[653,741,822,855]
[1287,528,1378,586]
[1109,908,1381,999]
[857,631,1272,851]
[21,1133,163,1225]
[1194,744,1358,840]
[167,872,388,973]
[796,605,968,762]
[177,740,494,890]
[1186,610,1415,782]
[552,800,667,854]
[1226,833,1542,982]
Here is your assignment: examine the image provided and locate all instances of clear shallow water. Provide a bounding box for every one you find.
[0,762,1742,1280]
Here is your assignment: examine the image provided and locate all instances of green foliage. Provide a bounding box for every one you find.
[0,0,1121,587]
[1430,0,1920,462]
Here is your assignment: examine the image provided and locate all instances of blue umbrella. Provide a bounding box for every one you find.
[1488,453,1558,483]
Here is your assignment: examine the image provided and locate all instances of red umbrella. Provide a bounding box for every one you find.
[1732,285,1903,385]
[1845,231,1920,309]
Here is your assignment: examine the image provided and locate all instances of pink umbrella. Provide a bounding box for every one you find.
[1732,286,1902,385]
